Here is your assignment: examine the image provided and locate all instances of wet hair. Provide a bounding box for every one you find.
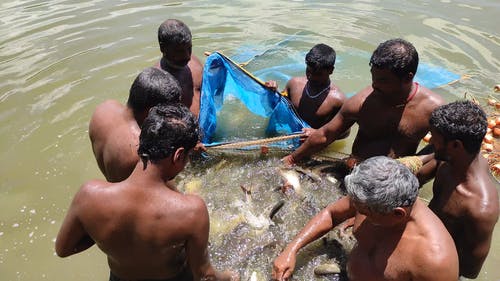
[138,104,199,166]
[345,156,419,214]
[305,43,336,70]
[158,19,192,48]
[429,100,487,154]
[127,67,181,114]
[369,38,419,79]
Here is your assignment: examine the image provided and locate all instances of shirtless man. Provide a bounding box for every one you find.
[272,156,458,281]
[428,100,499,278]
[156,19,203,117]
[57,105,238,281]
[283,38,445,166]
[89,67,181,182]
[266,44,347,129]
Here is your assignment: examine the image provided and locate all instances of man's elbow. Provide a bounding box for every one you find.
[460,268,480,279]
[460,262,485,279]
[55,243,72,258]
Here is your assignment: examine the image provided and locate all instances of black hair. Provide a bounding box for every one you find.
[305,43,336,70]
[127,67,181,114]
[369,38,419,79]
[429,100,487,154]
[138,104,200,166]
[158,19,192,48]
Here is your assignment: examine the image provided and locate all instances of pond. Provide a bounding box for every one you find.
[0,0,499,280]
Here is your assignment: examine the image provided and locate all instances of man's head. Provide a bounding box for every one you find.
[345,156,419,225]
[138,104,199,176]
[370,38,418,80]
[305,43,336,83]
[158,19,192,69]
[127,67,181,117]
[429,100,487,160]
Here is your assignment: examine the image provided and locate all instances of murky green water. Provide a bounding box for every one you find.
[1,0,499,280]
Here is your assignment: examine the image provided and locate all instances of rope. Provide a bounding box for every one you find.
[207,133,306,150]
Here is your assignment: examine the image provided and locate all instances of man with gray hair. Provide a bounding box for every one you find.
[272,156,458,281]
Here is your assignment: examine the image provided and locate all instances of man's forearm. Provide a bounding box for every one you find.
[291,132,330,163]
[285,209,335,254]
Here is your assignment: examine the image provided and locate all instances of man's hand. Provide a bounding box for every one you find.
[272,251,297,281]
[193,141,207,152]
[300,128,316,143]
[265,80,278,92]
[281,154,296,167]
[217,270,240,281]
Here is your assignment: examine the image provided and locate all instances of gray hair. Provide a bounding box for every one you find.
[344,156,419,214]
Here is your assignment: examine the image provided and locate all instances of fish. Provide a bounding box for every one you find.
[232,199,273,230]
[278,168,302,195]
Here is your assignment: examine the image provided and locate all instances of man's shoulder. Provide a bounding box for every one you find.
[463,179,500,223]
[93,99,124,112]
[90,100,125,124]
[287,76,307,89]
[74,179,113,203]
[407,212,459,279]
[417,85,445,108]
[188,55,203,72]
[340,86,371,114]
[90,100,133,134]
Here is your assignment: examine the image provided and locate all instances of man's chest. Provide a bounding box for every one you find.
[357,106,427,139]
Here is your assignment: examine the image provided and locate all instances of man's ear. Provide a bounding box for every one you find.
[329,66,334,75]
[173,147,185,164]
[393,207,407,218]
[449,139,464,152]
[159,42,166,54]
[405,72,415,82]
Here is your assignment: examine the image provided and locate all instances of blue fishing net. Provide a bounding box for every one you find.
[199,52,309,150]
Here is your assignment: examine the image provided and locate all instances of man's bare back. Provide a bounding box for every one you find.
[89,100,140,182]
[59,105,237,281]
[58,166,206,279]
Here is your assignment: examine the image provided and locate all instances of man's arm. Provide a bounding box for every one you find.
[185,196,237,281]
[55,185,95,257]
[284,105,355,165]
[189,55,203,117]
[459,206,499,278]
[272,197,356,280]
[412,249,459,281]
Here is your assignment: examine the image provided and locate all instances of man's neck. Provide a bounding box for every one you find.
[447,152,480,181]
[129,160,177,189]
[160,57,186,73]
